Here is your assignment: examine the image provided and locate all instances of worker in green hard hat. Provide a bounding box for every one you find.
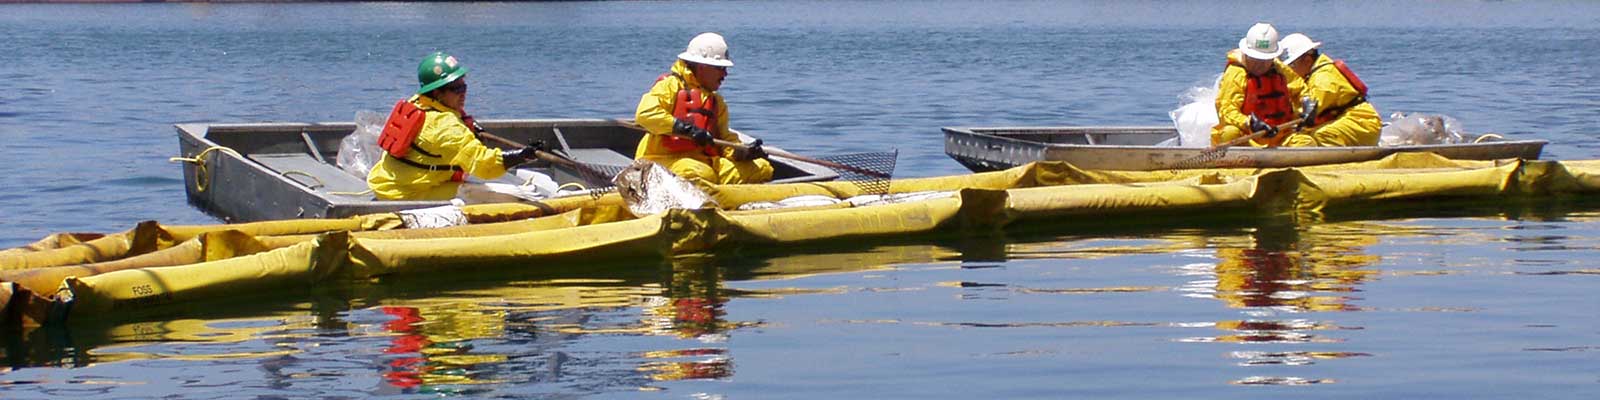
[367,52,540,201]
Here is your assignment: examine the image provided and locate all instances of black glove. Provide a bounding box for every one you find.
[673,118,714,146]
[1297,97,1319,130]
[500,146,538,168]
[1248,114,1278,138]
[733,139,768,161]
[462,115,485,133]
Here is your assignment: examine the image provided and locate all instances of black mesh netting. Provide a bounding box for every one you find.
[571,163,628,188]
[569,162,627,197]
[815,149,898,195]
[1167,147,1228,170]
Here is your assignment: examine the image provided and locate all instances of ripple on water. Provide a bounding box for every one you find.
[99,175,184,188]
[1230,376,1336,385]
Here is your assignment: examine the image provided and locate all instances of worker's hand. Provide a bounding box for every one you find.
[673,118,714,146]
[462,115,485,133]
[1248,115,1278,138]
[1297,97,1319,130]
[500,147,538,168]
[732,139,768,161]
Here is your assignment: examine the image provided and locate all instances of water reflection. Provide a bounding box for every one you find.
[377,305,507,392]
[0,243,955,396]
[1177,221,1385,385]
[5,211,1596,395]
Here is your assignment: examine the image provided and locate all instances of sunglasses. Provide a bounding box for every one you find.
[443,82,468,93]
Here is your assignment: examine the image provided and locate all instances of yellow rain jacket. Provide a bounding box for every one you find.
[367,95,508,200]
[635,60,773,186]
[1281,54,1381,147]
[1212,50,1305,147]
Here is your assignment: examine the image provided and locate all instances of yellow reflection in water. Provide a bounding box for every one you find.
[376,303,509,389]
[85,312,320,365]
[1206,223,1381,313]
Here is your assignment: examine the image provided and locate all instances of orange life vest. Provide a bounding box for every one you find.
[1309,58,1369,125]
[378,100,425,157]
[376,99,465,182]
[658,72,721,157]
[1226,60,1296,127]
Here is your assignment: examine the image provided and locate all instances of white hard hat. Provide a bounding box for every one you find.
[1279,33,1322,63]
[1237,22,1282,60]
[677,32,734,68]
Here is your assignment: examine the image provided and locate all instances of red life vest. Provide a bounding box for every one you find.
[378,100,425,158]
[1226,60,1296,127]
[1309,58,1370,125]
[376,99,465,182]
[1316,58,1367,97]
[658,73,721,156]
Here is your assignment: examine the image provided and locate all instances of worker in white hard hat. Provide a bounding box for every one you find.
[634,32,773,186]
[1278,33,1381,147]
[1211,22,1305,147]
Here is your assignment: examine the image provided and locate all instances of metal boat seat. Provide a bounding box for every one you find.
[249,154,373,198]
[561,148,634,168]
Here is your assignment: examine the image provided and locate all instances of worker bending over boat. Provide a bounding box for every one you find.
[368,52,539,200]
[1211,23,1306,147]
[634,32,773,186]
[1278,33,1381,147]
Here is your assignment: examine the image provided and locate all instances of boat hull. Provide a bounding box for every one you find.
[177,119,837,222]
[944,126,1547,171]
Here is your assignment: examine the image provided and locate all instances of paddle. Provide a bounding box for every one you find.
[1169,117,1304,170]
[667,132,898,195]
[470,127,627,191]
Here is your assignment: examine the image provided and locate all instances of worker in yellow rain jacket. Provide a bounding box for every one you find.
[1212,23,1305,147]
[635,32,773,186]
[368,52,538,200]
[1278,33,1382,147]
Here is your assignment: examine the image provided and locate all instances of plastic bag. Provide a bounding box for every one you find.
[1168,77,1221,148]
[1379,112,1466,146]
[336,110,386,178]
[512,169,559,198]
[395,201,467,229]
[613,159,717,217]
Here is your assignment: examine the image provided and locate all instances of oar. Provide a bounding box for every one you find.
[1170,117,1304,170]
[473,130,626,190]
[671,133,892,178]
[667,133,898,195]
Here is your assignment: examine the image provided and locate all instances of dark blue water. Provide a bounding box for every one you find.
[2,1,1598,398]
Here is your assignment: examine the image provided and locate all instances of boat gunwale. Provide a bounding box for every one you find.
[942,125,1550,151]
[942,125,1549,172]
[176,118,840,221]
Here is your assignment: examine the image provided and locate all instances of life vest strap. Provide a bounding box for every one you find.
[388,153,461,172]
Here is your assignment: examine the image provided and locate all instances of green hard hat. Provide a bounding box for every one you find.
[416,52,469,94]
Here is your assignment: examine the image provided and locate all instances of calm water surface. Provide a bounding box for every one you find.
[2,1,1598,398]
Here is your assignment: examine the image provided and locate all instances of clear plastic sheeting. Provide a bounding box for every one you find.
[735,191,955,211]
[845,191,956,207]
[614,160,717,217]
[456,182,547,204]
[736,195,842,210]
[511,169,560,197]
[1167,77,1222,148]
[1380,112,1468,146]
[336,110,385,178]
[396,201,467,229]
